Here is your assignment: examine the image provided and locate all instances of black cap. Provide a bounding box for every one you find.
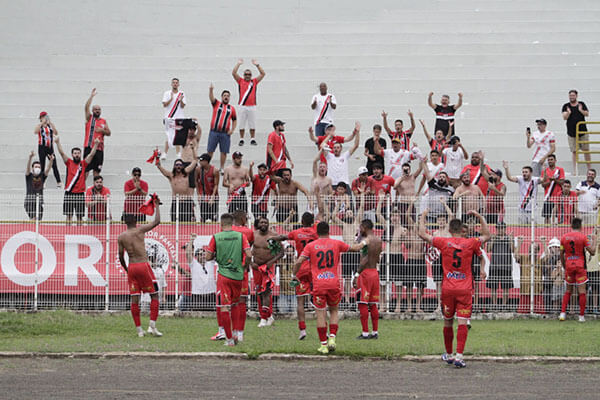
[273,120,285,128]
[535,118,547,125]
[232,151,243,158]
[132,167,141,174]
[198,153,211,162]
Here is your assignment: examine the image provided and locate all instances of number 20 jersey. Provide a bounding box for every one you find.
[432,237,482,291]
[301,238,350,292]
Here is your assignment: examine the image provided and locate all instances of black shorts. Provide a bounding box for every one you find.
[63,192,85,218]
[251,203,268,221]
[486,213,499,225]
[228,190,248,214]
[170,198,196,222]
[485,265,514,290]
[404,258,427,288]
[198,198,218,222]
[432,258,443,283]
[182,162,196,188]
[83,147,103,173]
[542,200,555,219]
[341,252,359,277]
[386,253,405,282]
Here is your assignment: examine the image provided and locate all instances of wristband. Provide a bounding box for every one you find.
[360,240,367,247]
[354,272,360,278]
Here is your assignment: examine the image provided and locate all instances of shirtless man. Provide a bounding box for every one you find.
[394,162,422,226]
[223,151,250,213]
[118,196,162,337]
[311,152,333,195]
[156,151,197,222]
[252,216,284,327]
[453,171,484,220]
[180,119,201,188]
[399,205,427,313]
[274,168,312,223]
[354,219,383,339]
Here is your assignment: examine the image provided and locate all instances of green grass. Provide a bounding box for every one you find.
[0,311,598,357]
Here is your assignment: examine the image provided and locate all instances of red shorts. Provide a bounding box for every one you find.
[295,263,312,296]
[127,262,157,295]
[217,274,243,307]
[312,287,342,310]
[357,269,380,304]
[441,288,472,319]
[565,264,588,285]
[254,264,274,294]
[241,269,249,297]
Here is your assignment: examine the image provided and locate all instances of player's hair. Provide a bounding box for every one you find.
[522,166,533,173]
[172,77,179,82]
[442,94,450,99]
[254,216,268,229]
[569,89,578,95]
[220,213,234,226]
[589,168,597,175]
[448,218,463,233]
[563,179,571,185]
[31,161,41,168]
[571,217,582,230]
[71,147,81,154]
[360,219,374,230]
[547,154,556,160]
[94,175,103,182]
[336,182,347,190]
[172,159,187,177]
[402,163,410,169]
[373,124,382,131]
[122,213,136,226]
[316,221,329,236]
[233,210,247,224]
[221,90,230,96]
[301,212,314,227]
[280,168,292,176]
[439,171,449,178]
[372,163,383,170]
[394,119,403,125]
[430,149,440,156]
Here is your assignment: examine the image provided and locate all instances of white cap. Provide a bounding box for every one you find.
[548,238,560,248]
[357,166,369,175]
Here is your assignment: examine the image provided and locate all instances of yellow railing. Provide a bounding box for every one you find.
[575,121,600,165]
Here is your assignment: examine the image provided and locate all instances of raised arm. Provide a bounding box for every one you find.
[54,136,69,164]
[208,83,216,105]
[427,92,436,110]
[348,122,361,156]
[184,158,197,175]
[26,150,34,174]
[85,88,96,121]
[381,110,393,135]
[454,92,463,110]
[440,197,455,219]
[156,159,172,180]
[419,119,432,142]
[458,139,468,159]
[84,138,100,164]
[312,152,320,178]
[469,210,491,243]
[232,59,243,81]
[479,152,491,181]
[308,126,318,144]
[526,128,534,148]
[418,210,434,244]
[406,109,415,133]
[502,160,518,183]
[140,197,161,233]
[252,59,266,83]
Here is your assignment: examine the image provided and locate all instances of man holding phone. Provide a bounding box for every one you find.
[526,119,556,177]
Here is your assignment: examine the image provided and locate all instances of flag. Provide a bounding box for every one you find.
[139,193,161,215]
[146,149,160,165]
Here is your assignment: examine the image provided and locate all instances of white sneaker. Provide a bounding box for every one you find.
[257,319,267,327]
[136,327,145,337]
[578,315,585,323]
[298,330,307,340]
[176,152,182,159]
[559,312,566,321]
[266,316,275,326]
[147,326,163,337]
[159,152,167,160]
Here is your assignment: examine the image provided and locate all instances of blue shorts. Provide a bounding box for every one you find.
[207,130,231,154]
[315,122,328,137]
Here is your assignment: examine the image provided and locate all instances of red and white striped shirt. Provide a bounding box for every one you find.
[237,78,258,106]
[210,100,236,133]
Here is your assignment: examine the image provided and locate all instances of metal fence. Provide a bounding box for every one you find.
[1,190,599,316]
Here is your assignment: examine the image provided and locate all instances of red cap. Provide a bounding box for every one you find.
[39,111,48,118]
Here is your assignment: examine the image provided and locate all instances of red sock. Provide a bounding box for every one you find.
[216,307,223,329]
[561,291,572,313]
[231,303,241,331]
[261,306,269,320]
[150,298,159,322]
[257,294,262,311]
[369,304,379,332]
[317,326,328,343]
[239,302,247,331]
[221,310,233,339]
[358,303,369,332]
[131,303,141,327]
[269,294,273,317]
[298,321,306,331]
[443,326,454,354]
[456,324,468,354]
[579,293,587,316]
[329,324,338,337]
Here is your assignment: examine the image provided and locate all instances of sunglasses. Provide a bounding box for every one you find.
[133,173,141,177]
[175,164,183,167]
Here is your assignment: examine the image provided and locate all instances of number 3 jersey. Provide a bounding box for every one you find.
[301,238,350,292]
[432,237,482,291]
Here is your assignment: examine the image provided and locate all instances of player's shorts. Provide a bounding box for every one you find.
[241,269,249,297]
[441,288,472,320]
[295,262,312,297]
[565,263,589,285]
[83,146,103,173]
[356,269,380,304]
[542,200,555,219]
[486,265,514,290]
[568,134,590,153]
[237,105,257,130]
[341,252,359,278]
[128,262,158,295]
[254,264,275,295]
[216,274,243,307]
[312,287,342,310]
[404,258,427,288]
[63,192,85,218]
[207,130,231,154]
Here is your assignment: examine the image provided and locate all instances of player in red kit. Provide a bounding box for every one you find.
[294,222,366,354]
[418,210,491,368]
[559,218,597,322]
[272,212,319,340]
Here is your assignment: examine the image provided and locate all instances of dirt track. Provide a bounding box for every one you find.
[1,358,598,399]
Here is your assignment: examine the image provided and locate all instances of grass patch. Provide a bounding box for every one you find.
[0,311,598,357]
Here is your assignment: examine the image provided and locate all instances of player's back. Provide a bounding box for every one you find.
[119,227,148,264]
[561,231,589,266]
[303,237,349,292]
[289,226,318,254]
[432,236,481,291]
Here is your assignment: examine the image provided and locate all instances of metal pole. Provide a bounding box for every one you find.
[175,194,180,311]
[34,194,40,311]
[385,195,390,313]
[105,197,110,311]
[530,201,535,314]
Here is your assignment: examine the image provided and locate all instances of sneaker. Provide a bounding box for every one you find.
[317,344,329,355]
[441,353,454,365]
[578,315,586,323]
[136,327,145,337]
[356,334,369,340]
[147,326,163,337]
[327,336,336,352]
[159,152,167,161]
[219,169,224,176]
[211,332,226,341]
[369,333,379,340]
[239,140,244,146]
[176,152,182,159]
[266,316,275,326]
[298,330,307,341]
[257,319,267,327]
[453,357,466,368]
[559,312,566,321]
[250,139,257,146]
[467,320,472,330]
[224,339,236,347]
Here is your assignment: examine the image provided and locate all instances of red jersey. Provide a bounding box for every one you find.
[429,138,447,153]
[387,130,412,150]
[84,116,107,150]
[266,131,287,172]
[38,124,54,147]
[232,225,255,245]
[85,185,111,221]
[64,159,88,193]
[123,179,148,214]
[237,78,258,106]
[301,238,350,291]
[541,166,565,200]
[288,226,318,255]
[370,175,395,194]
[432,236,482,291]
[555,191,578,225]
[196,165,218,198]
[460,163,491,194]
[486,182,505,215]
[252,174,276,210]
[351,176,373,194]
[210,100,236,133]
[560,231,590,267]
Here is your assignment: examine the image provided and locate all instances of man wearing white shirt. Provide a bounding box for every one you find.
[575,169,600,225]
[442,136,468,188]
[503,162,541,224]
[526,119,556,177]
[321,122,360,188]
[373,137,414,180]
[311,82,337,137]
[179,234,217,311]
[162,78,187,159]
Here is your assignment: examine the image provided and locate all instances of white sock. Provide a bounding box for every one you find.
[218,326,225,335]
[300,329,306,335]
[237,331,244,340]
[362,332,369,337]
[149,320,156,329]
[371,331,378,335]
[136,326,144,333]
[456,353,463,359]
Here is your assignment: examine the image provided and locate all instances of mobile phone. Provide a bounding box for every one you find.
[526,127,531,134]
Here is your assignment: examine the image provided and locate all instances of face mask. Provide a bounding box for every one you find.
[33,167,41,175]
